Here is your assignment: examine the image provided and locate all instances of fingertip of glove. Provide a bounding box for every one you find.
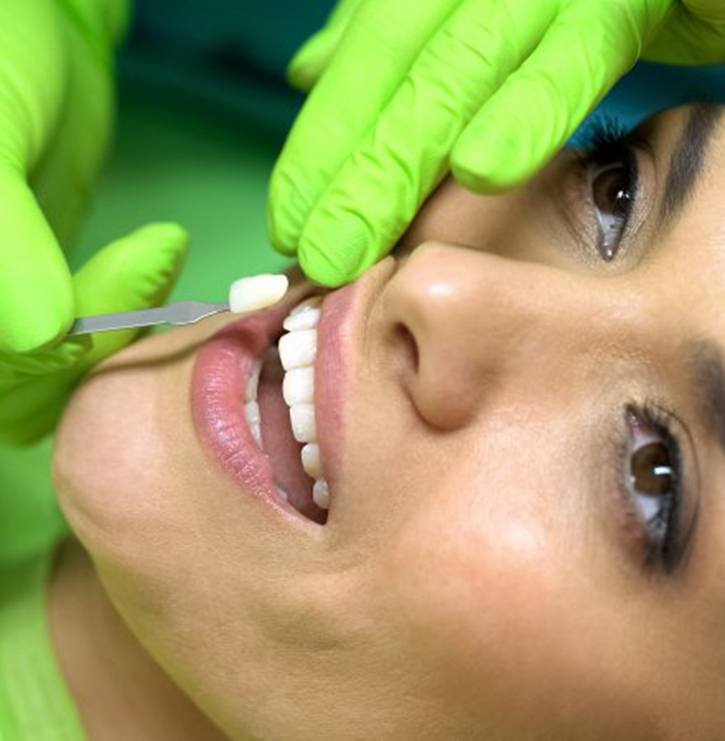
[452,128,531,194]
[298,240,359,288]
[287,30,333,92]
[123,222,190,302]
[74,222,190,317]
[0,317,67,355]
[132,222,189,252]
[0,292,74,355]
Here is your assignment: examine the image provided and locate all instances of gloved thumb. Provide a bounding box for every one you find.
[0,222,188,445]
[287,0,364,91]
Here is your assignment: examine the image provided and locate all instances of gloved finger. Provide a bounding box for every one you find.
[31,34,113,248]
[0,222,188,445]
[645,0,725,63]
[288,0,365,92]
[451,0,672,193]
[296,0,555,286]
[0,0,74,354]
[0,167,75,354]
[268,0,462,257]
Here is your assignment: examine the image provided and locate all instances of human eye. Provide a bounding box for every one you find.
[617,403,699,575]
[576,120,642,262]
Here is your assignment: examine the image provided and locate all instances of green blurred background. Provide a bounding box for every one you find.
[2,0,725,565]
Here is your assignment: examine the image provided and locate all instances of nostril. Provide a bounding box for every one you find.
[393,323,419,376]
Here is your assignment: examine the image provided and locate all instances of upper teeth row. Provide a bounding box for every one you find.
[244,297,329,511]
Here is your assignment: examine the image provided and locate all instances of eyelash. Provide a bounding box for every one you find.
[616,401,685,574]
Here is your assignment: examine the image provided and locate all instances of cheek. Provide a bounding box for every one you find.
[374,473,657,739]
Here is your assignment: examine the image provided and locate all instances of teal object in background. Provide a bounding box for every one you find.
[574,61,725,145]
[2,0,725,566]
[122,0,336,135]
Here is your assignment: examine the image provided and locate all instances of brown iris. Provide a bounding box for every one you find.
[631,442,672,496]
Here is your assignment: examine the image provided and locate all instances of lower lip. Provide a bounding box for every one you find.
[191,300,303,521]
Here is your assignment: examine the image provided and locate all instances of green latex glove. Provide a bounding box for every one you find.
[269,0,725,287]
[0,0,129,355]
[0,223,188,445]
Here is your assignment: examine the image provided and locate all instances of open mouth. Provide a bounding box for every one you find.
[194,265,372,531]
[246,297,329,525]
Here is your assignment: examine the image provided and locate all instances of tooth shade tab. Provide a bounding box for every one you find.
[278,330,317,370]
[229,274,289,313]
[313,479,329,510]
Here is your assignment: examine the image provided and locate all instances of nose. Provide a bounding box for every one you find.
[382,242,623,430]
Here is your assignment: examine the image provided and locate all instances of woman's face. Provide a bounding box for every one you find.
[55,105,725,740]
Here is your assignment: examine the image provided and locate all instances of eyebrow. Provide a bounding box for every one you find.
[688,340,725,453]
[660,108,725,454]
[658,104,723,227]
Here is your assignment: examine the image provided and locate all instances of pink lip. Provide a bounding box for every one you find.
[191,260,395,525]
[190,279,355,524]
[191,297,297,518]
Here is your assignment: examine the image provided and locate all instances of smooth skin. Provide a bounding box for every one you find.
[268,0,725,286]
[51,106,725,739]
[0,0,191,444]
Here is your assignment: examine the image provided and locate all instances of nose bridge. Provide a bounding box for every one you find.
[383,243,612,429]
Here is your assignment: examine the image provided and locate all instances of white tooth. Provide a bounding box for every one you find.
[245,359,262,402]
[245,401,262,447]
[301,443,321,479]
[283,307,321,332]
[289,296,322,316]
[245,400,260,426]
[283,367,314,405]
[250,422,262,447]
[276,486,289,502]
[229,274,289,313]
[312,479,329,510]
[289,404,316,443]
[278,330,316,371]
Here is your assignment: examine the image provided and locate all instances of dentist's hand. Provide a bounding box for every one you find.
[0,224,188,445]
[269,0,725,287]
[0,0,128,354]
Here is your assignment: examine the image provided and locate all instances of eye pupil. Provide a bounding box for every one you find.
[592,164,632,218]
[631,442,672,496]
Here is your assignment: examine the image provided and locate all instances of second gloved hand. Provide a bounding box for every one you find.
[268,0,725,287]
[0,224,188,445]
[0,0,128,354]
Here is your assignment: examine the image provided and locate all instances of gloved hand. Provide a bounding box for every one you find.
[268,0,725,287]
[0,0,129,354]
[0,224,188,445]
